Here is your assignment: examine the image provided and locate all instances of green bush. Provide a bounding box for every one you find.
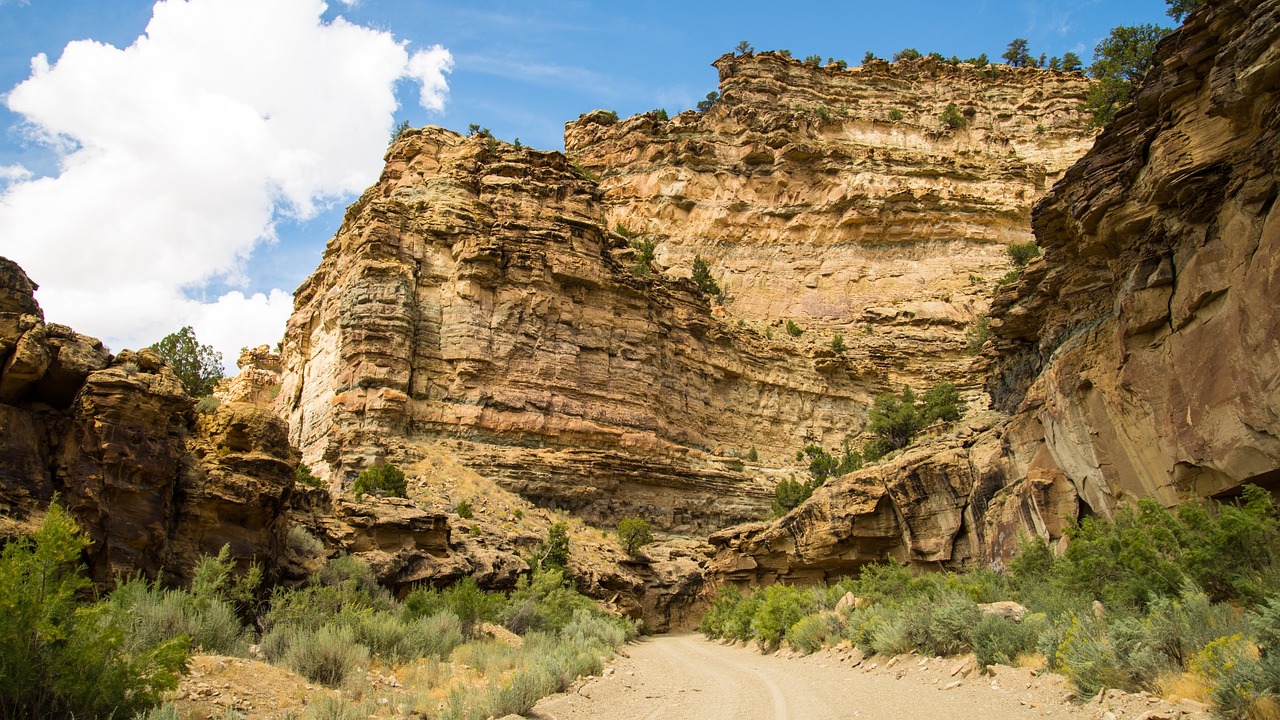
[629,237,657,277]
[149,326,224,397]
[888,108,904,121]
[972,612,1041,667]
[617,517,654,555]
[787,612,843,654]
[352,463,407,499]
[785,319,803,337]
[0,504,187,719]
[390,119,411,145]
[1007,242,1041,268]
[296,463,324,488]
[348,610,464,663]
[920,593,983,656]
[771,477,812,517]
[282,623,369,686]
[405,576,505,637]
[500,568,594,635]
[194,395,221,414]
[940,103,967,129]
[700,585,743,638]
[797,443,862,485]
[264,557,391,632]
[863,383,964,461]
[751,584,815,649]
[455,499,474,518]
[532,522,570,571]
[287,524,325,557]
[107,578,247,657]
[830,333,847,353]
[691,255,721,297]
[1085,25,1170,127]
[964,315,990,355]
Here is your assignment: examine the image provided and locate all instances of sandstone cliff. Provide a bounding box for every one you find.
[0,259,701,628]
[276,129,877,532]
[989,0,1280,514]
[0,258,297,584]
[566,54,1095,394]
[277,56,1101,535]
[710,0,1280,583]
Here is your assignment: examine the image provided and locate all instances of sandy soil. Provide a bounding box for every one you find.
[532,634,1212,720]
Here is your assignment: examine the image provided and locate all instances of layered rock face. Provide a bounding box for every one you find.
[711,0,1280,583]
[990,0,1280,514]
[277,129,875,532]
[0,257,297,585]
[0,258,697,628]
[566,54,1095,392]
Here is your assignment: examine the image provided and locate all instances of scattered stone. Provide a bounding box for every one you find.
[979,601,1029,623]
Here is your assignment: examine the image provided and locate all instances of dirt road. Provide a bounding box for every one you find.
[533,634,1203,720]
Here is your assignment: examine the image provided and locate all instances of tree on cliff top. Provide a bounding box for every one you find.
[1166,0,1204,22]
[1002,38,1033,67]
[150,326,224,398]
[1085,24,1171,127]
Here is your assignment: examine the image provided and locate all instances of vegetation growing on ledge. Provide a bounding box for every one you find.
[940,103,967,130]
[862,383,964,462]
[352,462,407,499]
[295,463,324,489]
[1008,242,1041,267]
[617,517,654,555]
[691,254,721,297]
[150,325,224,397]
[773,443,863,516]
[629,237,657,277]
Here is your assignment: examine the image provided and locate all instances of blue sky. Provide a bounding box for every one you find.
[0,0,1172,371]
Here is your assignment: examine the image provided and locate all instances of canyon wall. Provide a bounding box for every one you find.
[275,130,875,532]
[710,0,1280,584]
[566,54,1095,394]
[278,59,1099,533]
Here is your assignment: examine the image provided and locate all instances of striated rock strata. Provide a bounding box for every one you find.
[566,54,1096,393]
[710,0,1280,583]
[276,129,876,532]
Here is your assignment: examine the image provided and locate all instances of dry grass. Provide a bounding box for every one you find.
[1014,652,1047,670]
[1249,696,1280,720]
[1155,670,1212,703]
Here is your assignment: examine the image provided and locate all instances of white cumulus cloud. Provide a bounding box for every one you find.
[0,0,452,370]
[0,164,32,184]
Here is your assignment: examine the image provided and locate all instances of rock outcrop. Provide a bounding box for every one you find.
[708,0,1280,584]
[988,0,1280,514]
[0,257,298,584]
[276,128,876,532]
[566,54,1095,394]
